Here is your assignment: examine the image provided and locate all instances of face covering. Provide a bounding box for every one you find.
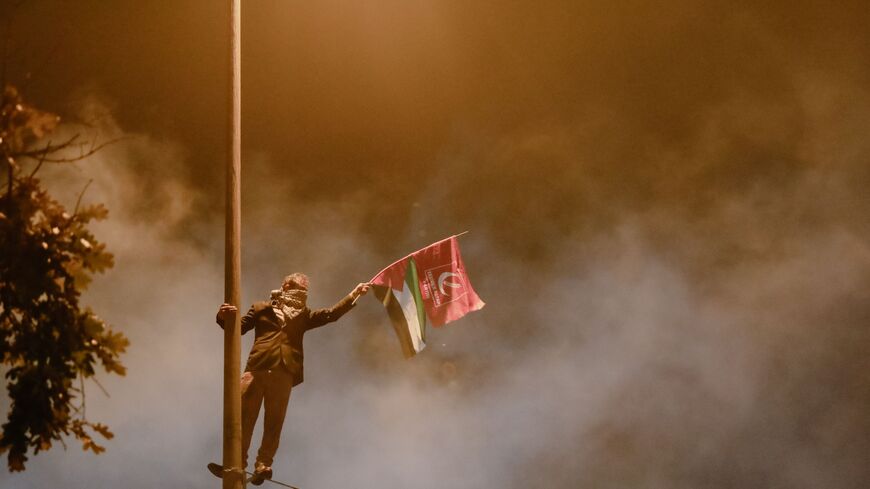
[282,289,307,308]
[271,288,307,321]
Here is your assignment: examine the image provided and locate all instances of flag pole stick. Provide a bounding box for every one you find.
[222,0,243,487]
[368,231,471,283]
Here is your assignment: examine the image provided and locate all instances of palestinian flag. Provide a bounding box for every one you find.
[370,235,485,357]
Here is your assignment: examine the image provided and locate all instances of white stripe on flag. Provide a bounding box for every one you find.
[395,281,426,354]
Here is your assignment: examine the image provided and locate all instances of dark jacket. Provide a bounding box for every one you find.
[217,294,356,386]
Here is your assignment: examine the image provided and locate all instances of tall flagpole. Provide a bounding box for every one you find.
[223,0,243,488]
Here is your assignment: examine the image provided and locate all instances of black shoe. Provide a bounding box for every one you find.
[209,463,252,482]
[207,463,224,478]
[250,464,272,486]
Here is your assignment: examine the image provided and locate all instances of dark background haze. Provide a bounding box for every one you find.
[2,1,869,488]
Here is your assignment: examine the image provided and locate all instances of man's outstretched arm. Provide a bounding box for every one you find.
[307,283,371,329]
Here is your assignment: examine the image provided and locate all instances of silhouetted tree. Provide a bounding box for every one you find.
[0,84,128,471]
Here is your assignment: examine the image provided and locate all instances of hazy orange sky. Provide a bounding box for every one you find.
[2,1,870,488]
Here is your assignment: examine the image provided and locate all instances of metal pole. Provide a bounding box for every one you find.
[223,0,243,488]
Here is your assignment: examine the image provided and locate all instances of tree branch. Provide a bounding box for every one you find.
[14,133,80,159]
[13,132,126,166]
[72,179,93,216]
[90,376,110,398]
[27,139,50,178]
[23,137,124,164]
[79,372,86,419]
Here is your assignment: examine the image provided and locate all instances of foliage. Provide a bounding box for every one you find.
[0,84,128,471]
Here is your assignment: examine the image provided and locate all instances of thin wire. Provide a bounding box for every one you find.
[243,471,300,489]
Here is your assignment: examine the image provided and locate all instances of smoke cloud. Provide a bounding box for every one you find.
[3,1,870,488]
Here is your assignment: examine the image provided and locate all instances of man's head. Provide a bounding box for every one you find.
[282,272,309,292]
[276,273,309,311]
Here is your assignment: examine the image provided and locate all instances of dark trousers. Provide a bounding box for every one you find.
[240,368,293,468]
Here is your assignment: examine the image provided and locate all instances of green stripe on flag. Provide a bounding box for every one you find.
[405,257,426,343]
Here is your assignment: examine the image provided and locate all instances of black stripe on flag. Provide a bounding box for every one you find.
[373,284,417,358]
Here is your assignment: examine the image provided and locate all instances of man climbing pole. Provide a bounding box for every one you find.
[213,273,370,485]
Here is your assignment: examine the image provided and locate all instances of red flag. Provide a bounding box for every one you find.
[371,235,485,329]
